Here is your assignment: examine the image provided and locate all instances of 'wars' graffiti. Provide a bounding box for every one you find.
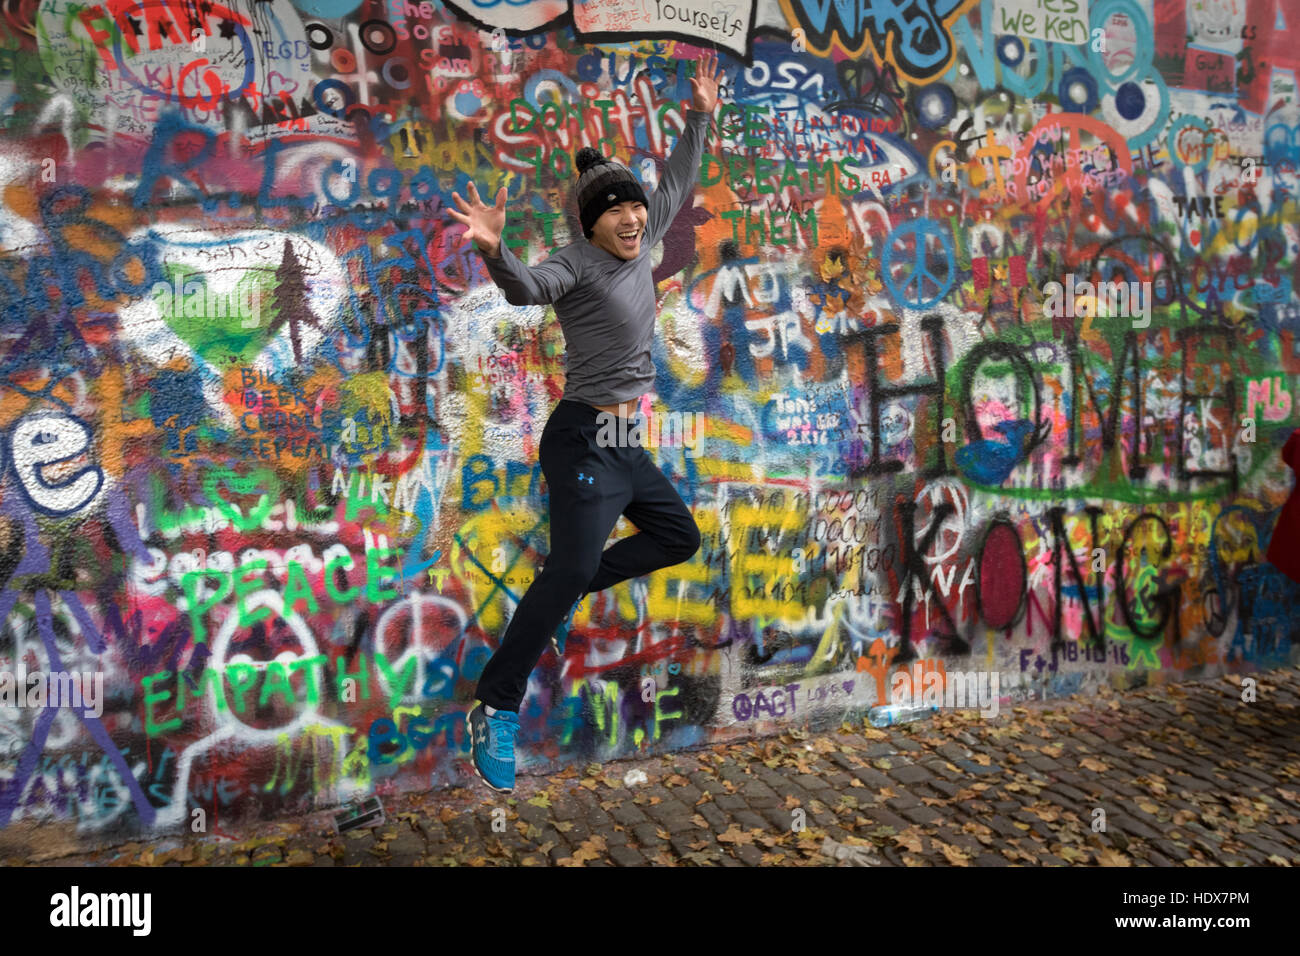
[778,0,977,82]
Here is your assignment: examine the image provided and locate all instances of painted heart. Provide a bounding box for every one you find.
[118,227,347,428]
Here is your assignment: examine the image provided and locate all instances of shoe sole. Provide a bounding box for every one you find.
[465,706,514,794]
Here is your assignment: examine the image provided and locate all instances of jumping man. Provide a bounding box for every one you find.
[447,49,725,792]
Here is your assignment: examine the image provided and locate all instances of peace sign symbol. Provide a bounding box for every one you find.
[883,220,955,310]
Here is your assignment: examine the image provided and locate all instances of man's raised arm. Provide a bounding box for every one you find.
[643,107,712,249]
[448,180,582,305]
[479,242,581,306]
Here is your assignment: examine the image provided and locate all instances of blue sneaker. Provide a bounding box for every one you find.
[551,596,584,656]
[466,702,519,793]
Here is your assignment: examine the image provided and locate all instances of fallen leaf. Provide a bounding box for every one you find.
[1081,757,1109,773]
[1095,848,1132,867]
[527,793,552,809]
[717,825,754,845]
[894,828,924,853]
[935,841,971,866]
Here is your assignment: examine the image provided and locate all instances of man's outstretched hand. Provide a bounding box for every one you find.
[690,48,724,114]
[447,181,506,257]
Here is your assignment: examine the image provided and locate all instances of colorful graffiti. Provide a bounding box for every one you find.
[0,0,1295,847]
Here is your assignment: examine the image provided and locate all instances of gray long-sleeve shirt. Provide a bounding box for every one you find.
[479,108,712,406]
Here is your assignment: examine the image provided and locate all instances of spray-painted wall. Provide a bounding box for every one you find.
[0,0,1295,846]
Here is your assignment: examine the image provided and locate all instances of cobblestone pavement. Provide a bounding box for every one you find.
[25,668,1300,867]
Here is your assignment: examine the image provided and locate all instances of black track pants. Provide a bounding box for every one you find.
[473,399,702,712]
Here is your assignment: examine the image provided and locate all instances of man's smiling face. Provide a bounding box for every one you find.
[589,200,648,260]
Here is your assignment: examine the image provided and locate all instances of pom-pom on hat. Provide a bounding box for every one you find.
[575,146,649,239]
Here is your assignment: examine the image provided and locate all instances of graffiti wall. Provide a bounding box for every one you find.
[0,0,1296,846]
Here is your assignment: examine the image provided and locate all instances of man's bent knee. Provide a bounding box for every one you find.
[670,523,701,563]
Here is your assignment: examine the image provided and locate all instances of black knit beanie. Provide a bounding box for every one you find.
[575,147,648,239]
